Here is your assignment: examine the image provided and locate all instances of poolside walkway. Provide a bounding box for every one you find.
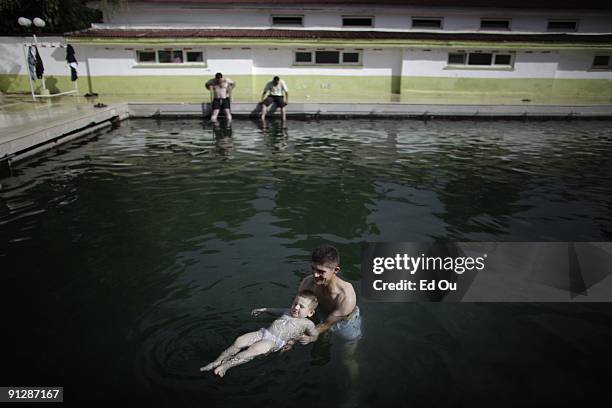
[1,93,612,163]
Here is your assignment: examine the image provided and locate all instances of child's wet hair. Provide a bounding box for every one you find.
[297,290,318,309]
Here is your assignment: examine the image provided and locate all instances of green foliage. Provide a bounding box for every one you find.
[0,0,120,34]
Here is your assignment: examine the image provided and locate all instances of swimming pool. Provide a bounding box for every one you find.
[1,118,611,407]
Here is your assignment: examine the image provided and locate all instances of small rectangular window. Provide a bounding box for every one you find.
[412,18,442,29]
[272,15,303,26]
[157,50,184,63]
[172,50,183,63]
[547,20,577,32]
[468,53,493,66]
[315,51,340,64]
[342,52,360,64]
[592,55,611,67]
[343,17,373,27]
[295,50,361,65]
[186,51,203,62]
[448,53,466,64]
[157,51,172,63]
[137,51,156,63]
[494,54,512,65]
[480,19,510,30]
[295,51,312,63]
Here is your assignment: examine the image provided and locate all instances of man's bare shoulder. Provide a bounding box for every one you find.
[336,277,357,313]
[299,275,315,290]
[337,275,356,295]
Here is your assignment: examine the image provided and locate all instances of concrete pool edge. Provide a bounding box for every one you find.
[2,101,612,165]
[129,102,612,119]
[1,103,130,165]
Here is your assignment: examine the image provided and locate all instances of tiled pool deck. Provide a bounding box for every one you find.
[2,93,612,163]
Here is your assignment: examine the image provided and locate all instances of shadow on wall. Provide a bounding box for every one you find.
[391,76,401,94]
[50,47,66,62]
[556,54,590,72]
[0,63,22,92]
[45,76,59,94]
[0,74,18,92]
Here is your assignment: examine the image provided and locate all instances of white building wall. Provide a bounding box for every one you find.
[402,49,561,79]
[579,17,612,32]
[556,51,612,79]
[251,48,401,77]
[376,14,410,30]
[205,48,253,75]
[305,13,341,30]
[1,37,610,83]
[0,36,72,76]
[510,17,546,32]
[60,46,252,77]
[444,16,478,31]
[514,52,559,78]
[0,37,29,76]
[83,47,138,76]
[105,4,270,28]
[101,4,612,33]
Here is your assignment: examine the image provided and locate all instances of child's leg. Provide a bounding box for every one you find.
[214,340,275,377]
[201,330,262,371]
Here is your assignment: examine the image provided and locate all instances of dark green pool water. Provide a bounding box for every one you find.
[1,118,612,407]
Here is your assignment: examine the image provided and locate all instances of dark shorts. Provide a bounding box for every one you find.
[212,97,231,110]
[263,95,287,108]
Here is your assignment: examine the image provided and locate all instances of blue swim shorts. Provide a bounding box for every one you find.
[330,306,362,342]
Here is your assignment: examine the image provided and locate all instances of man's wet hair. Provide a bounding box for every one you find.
[215,72,223,79]
[297,290,318,309]
[273,76,280,81]
[311,244,339,267]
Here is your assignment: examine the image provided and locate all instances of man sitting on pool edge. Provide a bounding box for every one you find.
[260,76,289,121]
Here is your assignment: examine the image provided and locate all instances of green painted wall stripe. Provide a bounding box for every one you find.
[401,77,612,97]
[66,37,612,50]
[2,74,611,103]
[0,74,83,95]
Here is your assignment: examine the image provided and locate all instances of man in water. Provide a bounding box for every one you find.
[291,244,362,405]
[205,72,235,122]
[297,245,362,344]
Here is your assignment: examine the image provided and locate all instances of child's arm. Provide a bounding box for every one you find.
[297,320,319,345]
[251,307,286,317]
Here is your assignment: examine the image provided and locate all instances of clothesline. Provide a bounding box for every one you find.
[23,42,67,48]
[22,40,79,100]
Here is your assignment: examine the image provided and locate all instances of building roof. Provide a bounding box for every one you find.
[69,28,612,44]
[138,0,612,10]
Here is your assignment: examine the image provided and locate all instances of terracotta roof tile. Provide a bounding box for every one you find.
[69,28,612,43]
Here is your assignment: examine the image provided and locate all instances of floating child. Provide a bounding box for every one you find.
[201,291,319,377]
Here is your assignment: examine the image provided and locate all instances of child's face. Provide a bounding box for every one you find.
[290,296,315,318]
